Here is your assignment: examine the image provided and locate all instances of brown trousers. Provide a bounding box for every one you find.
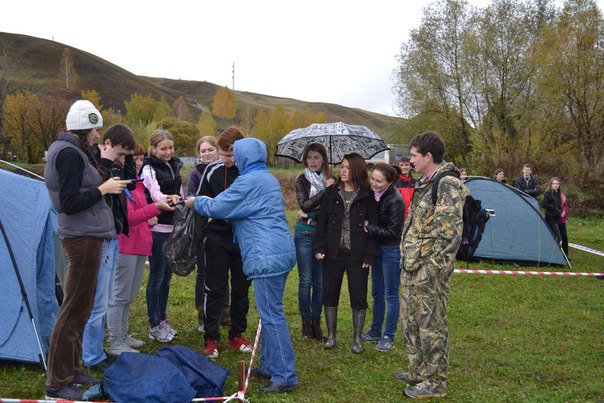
[46,237,102,388]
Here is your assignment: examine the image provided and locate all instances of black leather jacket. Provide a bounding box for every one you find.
[366,185,405,246]
[314,184,378,264]
[295,174,329,227]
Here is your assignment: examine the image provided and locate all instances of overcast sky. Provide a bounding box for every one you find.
[3,0,603,116]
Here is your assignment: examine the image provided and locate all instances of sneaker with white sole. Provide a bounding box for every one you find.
[203,339,220,358]
[361,331,380,343]
[149,323,173,343]
[125,335,144,348]
[376,336,394,352]
[107,341,139,356]
[404,382,448,399]
[228,334,253,352]
[161,320,177,337]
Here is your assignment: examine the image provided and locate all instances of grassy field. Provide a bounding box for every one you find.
[0,218,602,402]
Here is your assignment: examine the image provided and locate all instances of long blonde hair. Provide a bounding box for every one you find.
[148,130,174,156]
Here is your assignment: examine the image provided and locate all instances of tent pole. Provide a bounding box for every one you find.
[0,216,47,370]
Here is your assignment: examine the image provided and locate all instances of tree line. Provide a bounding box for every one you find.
[0,84,325,165]
[394,0,604,189]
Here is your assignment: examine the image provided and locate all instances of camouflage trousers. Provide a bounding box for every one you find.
[400,263,454,387]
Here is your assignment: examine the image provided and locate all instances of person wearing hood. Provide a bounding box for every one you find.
[396,131,467,399]
[186,136,298,393]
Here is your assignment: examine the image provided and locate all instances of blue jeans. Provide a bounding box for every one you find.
[146,232,172,328]
[255,273,298,387]
[83,238,118,366]
[368,245,401,340]
[294,231,323,318]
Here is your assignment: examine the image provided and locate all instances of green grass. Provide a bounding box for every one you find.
[0,219,602,402]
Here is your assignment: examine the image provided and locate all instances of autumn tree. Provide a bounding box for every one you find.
[36,95,71,152]
[534,0,604,170]
[154,97,173,122]
[2,90,43,163]
[125,94,171,127]
[81,89,102,110]
[159,117,198,156]
[212,86,237,119]
[172,96,194,122]
[395,0,478,163]
[0,38,29,157]
[196,107,217,136]
[59,48,78,90]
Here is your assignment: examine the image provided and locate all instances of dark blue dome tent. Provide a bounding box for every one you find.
[463,177,569,266]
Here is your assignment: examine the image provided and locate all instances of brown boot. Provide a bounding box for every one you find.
[301,318,313,338]
[312,317,325,341]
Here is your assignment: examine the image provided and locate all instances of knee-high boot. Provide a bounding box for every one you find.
[352,309,366,354]
[324,306,338,349]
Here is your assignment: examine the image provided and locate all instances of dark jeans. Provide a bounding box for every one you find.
[545,216,562,244]
[322,249,369,310]
[146,231,172,328]
[560,223,569,257]
[294,230,323,319]
[46,237,102,388]
[204,230,250,342]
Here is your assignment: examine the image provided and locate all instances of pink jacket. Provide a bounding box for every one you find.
[118,181,161,256]
[560,192,569,224]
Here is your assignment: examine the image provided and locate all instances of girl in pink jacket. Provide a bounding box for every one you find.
[106,144,174,355]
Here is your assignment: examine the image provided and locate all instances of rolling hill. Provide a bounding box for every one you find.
[0,32,404,139]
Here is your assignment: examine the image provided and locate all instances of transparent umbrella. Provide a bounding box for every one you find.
[275,122,388,165]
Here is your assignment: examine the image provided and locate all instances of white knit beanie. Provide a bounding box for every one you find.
[65,100,103,131]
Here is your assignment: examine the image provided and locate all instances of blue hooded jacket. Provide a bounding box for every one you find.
[193,137,296,279]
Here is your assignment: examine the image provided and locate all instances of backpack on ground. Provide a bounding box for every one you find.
[431,172,490,260]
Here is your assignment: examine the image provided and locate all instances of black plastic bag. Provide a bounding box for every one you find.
[165,204,200,276]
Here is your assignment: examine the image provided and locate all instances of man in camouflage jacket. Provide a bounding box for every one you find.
[396,131,468,399]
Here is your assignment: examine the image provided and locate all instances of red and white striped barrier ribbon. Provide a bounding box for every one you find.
[569,243,604,257]
[242,319,263,396]
[455,268,603,277]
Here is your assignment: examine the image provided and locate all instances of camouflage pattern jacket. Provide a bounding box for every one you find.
[401,162,468,273]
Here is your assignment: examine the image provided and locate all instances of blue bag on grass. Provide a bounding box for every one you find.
[103,345,230,403]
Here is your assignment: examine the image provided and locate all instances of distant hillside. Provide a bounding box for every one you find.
[0,32,404,139]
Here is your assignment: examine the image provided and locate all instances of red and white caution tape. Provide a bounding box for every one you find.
[455,268,603,277]
[569,243,604,257]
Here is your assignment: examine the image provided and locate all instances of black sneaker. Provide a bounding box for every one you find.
[45,383,84,400]
[87,356,116,372]
[73,372,100,385]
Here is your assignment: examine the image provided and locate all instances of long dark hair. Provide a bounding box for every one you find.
[302,142,331,178]
[342,153,369,190]
[71,129,106,179]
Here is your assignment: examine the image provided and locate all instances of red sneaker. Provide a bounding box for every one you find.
[203,339,220,358]
[228,334,253,353]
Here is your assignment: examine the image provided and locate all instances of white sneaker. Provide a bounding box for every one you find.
[149,324,173,343]
[107,341,139,356]
[197,323,205,333]
[161,320,177,337]
[125,335,144,348]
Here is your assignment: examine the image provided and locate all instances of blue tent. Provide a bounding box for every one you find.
[0,168,58,367]
[464,177,568,266]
